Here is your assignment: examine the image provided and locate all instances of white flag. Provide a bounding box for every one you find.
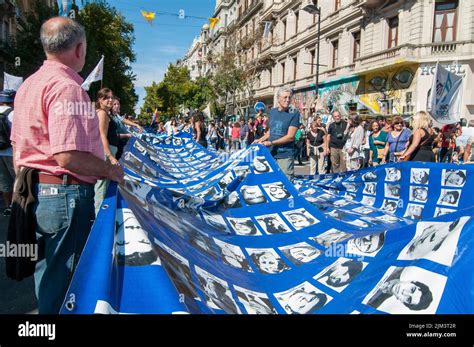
[81,56,104,91]
[263,21,272,39]
[428,62,463,124]
[3,72,23,91]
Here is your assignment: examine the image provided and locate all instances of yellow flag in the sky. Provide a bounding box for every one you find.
[141,11,156,25]
[208,17,220,29]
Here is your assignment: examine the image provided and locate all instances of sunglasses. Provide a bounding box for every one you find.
[393,122,402,125]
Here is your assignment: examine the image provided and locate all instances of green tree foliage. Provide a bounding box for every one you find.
[141,64,214,121]
[211,50,245,115]
[3,0,55,77]
[4,0,137,115]
[77,0,137,115]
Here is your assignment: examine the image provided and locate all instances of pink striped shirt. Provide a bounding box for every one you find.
[11,60,104,184]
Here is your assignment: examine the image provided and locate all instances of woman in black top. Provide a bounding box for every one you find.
[402,111,436,162]
[306,117,328,175]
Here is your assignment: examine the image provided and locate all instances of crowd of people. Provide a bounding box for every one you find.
[176,91,474,180]
[3,16,474,315]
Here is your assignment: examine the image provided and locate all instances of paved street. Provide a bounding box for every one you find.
[0,199,37,314]
[295,160,311,176]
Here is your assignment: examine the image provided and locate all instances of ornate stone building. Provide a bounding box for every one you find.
[183,0,474,120]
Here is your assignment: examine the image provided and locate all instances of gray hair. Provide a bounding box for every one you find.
[276,86,293,99]
[40,17,86,54]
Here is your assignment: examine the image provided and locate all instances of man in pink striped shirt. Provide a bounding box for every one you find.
[11,17,123,314]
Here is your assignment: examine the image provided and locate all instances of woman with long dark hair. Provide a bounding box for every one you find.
[94,88,120,212]
[193,112,207,148]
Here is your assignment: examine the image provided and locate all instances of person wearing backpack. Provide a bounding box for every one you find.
[0,90,16,216]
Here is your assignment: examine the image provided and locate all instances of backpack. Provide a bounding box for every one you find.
[0,108,13,150]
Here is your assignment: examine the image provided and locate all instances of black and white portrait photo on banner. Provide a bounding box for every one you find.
[385,183,401,199]
[218,172,235,190]
[342,182,360,193]
[311,228,353,248]
[252,156,273,174]
[441,169,467,187]
[227,217,262,236]
[240,185,268,205]
[314,257,368,293]
[434,207,456,218]
[221,191,242,209]
[347,232,386,257]
[201,210,230,233]
[410,186,429,203]
[255,213,292,234]
[375,214,401,224]
[282,208,320,230]
[352,206,375,215]
[115,208,160,266]
[363,183,377,196]
[155,240,200,301]
[233,166,250,179]
[437,189,462,207]
[213,238,253,272]
[381,199,398,214]
[234,285,277,314]
[362,171,377,181]
[397,217,469,266]
[404,203,424,220]
[333,199,352,207]
[385,167,401,182]
[363,266,447,314]
[360,195,376,206]
[195,266,241,314]
[347,219,369,228]
[278,242,322,265]
[262,182,292,201]
[246,248,290,274]
[274,281,332,314]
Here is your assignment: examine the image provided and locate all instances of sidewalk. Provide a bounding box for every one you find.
[0,200,37,314]
[295,160,311,176]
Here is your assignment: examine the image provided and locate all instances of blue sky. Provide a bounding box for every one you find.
[107,0,216,113]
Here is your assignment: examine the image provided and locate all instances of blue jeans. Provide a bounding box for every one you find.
[34,183,95,314]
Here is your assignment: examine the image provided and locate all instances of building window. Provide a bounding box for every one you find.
[295,11,299,34]
[238,6,242,18]
[269,68,272,86]
[310,49,316,75]
[433,1,458,43]
[282,19,287,41]
[293,56,297,80]
[332,40,339,68]
[388,16,399,49]
[353,31,361,62]
[282,62,286,83]
[335,0,341,11]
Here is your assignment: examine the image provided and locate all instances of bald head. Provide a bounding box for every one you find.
[40,17,87,72]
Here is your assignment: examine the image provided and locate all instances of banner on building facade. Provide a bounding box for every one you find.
[61,133,473,314]
[428,62,463,124]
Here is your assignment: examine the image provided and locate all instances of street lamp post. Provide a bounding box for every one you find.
[302,1,322,96]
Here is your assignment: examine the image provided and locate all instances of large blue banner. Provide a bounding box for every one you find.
[61,132,474,314]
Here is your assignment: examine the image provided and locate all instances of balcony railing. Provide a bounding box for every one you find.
[430,42,458,54]
[354,44,417,69]
[238,0,263,24]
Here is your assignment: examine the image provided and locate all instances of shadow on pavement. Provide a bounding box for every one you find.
[0,199,37,314]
